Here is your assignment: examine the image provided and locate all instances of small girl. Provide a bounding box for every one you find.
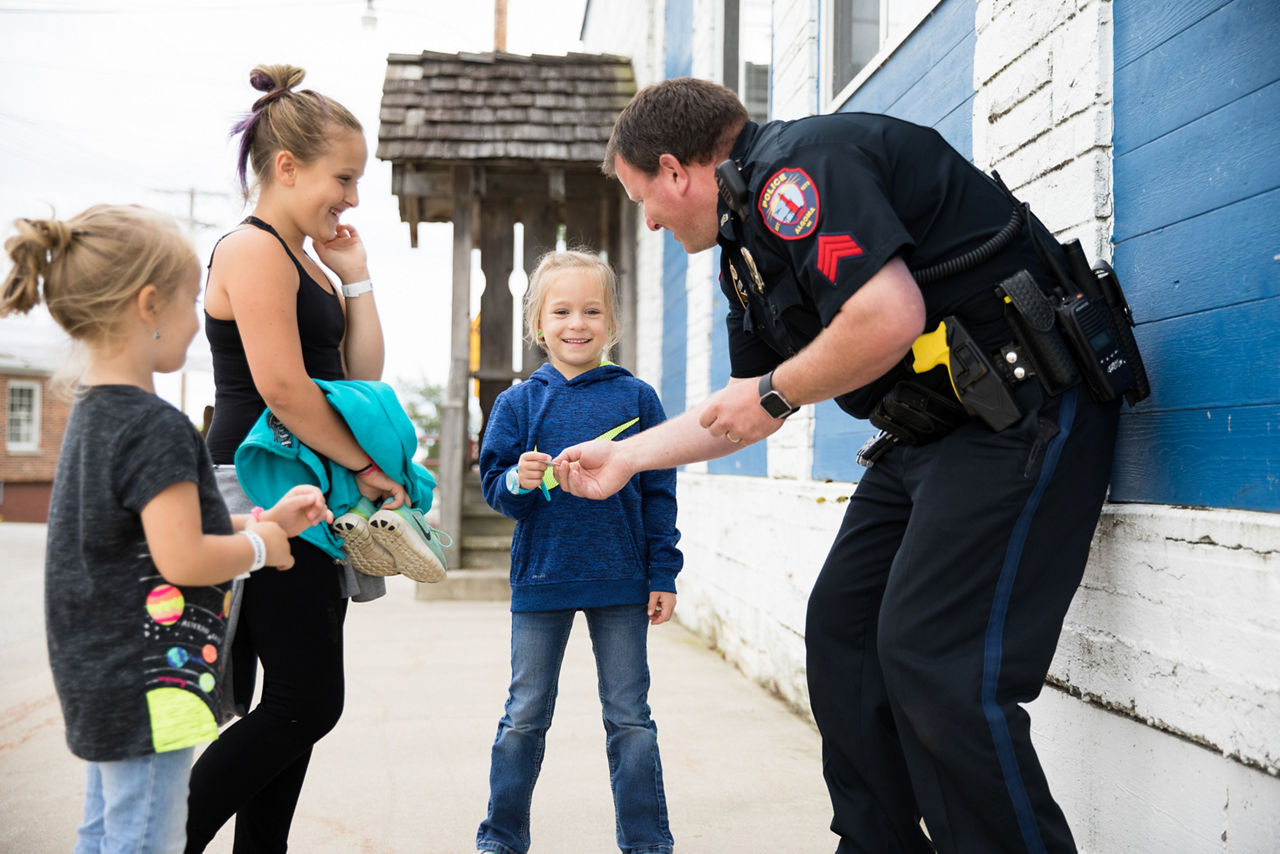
[475,250,683,854]
[0,205,332,854]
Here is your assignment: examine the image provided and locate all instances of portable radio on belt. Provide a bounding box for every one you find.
[715,160,752,222]
[996,241,1150,407]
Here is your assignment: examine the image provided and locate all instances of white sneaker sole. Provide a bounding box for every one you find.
[333,512,399,577]
[368,508,448,584]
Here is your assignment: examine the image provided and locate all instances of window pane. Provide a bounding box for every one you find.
[741,0,771,121]
[830,0,936,97]
[7,385,35,446]
[832,0,879,95]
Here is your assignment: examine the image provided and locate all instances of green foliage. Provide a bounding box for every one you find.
[399,377,444,460]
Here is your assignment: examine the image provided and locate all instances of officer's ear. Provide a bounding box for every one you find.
[657,153,690,192]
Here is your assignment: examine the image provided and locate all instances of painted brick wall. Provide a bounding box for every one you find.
[0,373,70,482]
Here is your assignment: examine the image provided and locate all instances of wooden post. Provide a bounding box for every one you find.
[478,200,516,440]
[432,165,475,595]
[521,197,558,375]
[612,190,638,371]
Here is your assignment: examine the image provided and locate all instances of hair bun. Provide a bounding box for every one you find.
[26,217,75,255]
[249,64,306,95]
[2,217,74,316]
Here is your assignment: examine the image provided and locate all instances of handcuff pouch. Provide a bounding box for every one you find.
[869,376,969,446]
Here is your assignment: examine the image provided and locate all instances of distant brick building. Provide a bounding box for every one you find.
[1,322,72,523]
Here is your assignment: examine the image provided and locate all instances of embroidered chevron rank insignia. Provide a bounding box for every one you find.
[816,233,864,283]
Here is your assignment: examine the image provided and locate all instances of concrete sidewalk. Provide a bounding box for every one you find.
[0,523,838,853]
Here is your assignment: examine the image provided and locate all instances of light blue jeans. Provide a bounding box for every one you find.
[75,747,195,854]
[477,605,673,854]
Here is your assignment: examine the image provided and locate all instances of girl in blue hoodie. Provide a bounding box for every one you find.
[475,250,682,854]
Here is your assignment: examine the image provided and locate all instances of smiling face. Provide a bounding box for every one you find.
[614,153,721,254]
[536,269,614,380]
[292,127,367,242]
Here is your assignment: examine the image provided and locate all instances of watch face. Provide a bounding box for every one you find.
[761,390,792,418]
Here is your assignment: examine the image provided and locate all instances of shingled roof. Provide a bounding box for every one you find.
[377,50,636,165]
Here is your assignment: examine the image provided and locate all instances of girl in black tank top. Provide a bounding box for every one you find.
[185,63,411,854]
[204,216,345,464]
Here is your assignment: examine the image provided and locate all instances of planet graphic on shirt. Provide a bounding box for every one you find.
[221,590,232,618]
[198,673,216,693]
[202,644,218,664]
[165,646,190,668]
[145,584,185,626]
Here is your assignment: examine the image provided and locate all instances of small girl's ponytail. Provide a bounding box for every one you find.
[1,205,195,344]
[1,217,75,316]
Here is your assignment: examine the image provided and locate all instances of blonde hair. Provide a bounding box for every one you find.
[1,205,196,345]
[524,250,621,353]
[232,63,363,198]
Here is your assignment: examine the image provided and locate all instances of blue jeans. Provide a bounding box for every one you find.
[477,605,673,854]
[76,747,195,854]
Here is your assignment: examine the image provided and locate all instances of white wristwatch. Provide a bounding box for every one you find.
[341,279,373,298]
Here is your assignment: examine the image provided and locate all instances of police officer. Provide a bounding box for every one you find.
[554,77,1121,854]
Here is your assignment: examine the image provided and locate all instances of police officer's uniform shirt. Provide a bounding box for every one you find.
[716,115,1053,418]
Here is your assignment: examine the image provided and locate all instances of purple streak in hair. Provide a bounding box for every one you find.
[230,108,262,198]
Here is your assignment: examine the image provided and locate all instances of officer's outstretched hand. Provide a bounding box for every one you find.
[553,439,633,500]
[698,377,786,446]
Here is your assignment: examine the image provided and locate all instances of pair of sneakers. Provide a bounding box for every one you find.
[332,496,451,583]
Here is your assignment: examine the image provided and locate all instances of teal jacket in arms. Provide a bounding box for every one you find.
[479,362,682,612]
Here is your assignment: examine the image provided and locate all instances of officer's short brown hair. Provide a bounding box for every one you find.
[603,77,749,177]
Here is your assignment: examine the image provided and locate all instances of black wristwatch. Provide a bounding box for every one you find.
[758,370,798,419]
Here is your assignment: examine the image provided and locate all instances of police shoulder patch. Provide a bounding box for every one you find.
[758,167,819,240]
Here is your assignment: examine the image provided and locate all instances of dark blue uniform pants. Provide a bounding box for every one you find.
[806,385,1120,854]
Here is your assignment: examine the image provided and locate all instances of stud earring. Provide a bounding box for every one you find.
[153,329,161,340]
[536,331,543,339]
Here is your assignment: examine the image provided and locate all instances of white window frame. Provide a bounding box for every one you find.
[6,380,41,453]
[725,0,773,122]
[821,0,943,112]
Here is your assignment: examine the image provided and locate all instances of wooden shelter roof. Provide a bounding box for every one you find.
[377,50,636,166]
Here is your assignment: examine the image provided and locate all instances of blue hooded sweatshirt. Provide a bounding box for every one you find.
[480,362,682,612]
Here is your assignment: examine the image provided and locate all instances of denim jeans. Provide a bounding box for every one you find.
[476,604,673,854]
[76,747,195,854]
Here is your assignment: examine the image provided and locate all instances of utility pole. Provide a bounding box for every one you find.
[149,186,230,415]
[151,186,227,234]
[494,0,507,52]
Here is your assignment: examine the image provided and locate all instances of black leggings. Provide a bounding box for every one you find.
[185,539,348,853]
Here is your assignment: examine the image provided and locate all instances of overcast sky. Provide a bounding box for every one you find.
[0,0,588,417]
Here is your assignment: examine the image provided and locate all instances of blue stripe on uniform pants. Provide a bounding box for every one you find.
[981,386,1077,854]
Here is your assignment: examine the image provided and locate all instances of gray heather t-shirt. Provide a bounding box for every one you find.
[45,385,232,762]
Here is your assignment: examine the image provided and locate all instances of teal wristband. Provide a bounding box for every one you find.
[505,467,534,495]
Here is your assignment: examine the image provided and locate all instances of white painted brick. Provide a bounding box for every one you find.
[691,0,722,80]
[1049,3,1108,123]
[1019,151,1111,227]
[975,0,996,32]
[1050,505,1280,773]
[1032,688,1280,852]
[767,406,814,480]
[684,251,715,407]
[975,0,1073,85]
[633,230,665,384]
[987,106,1112,189]
[982,40,1053,120]
[985,83,1055,161]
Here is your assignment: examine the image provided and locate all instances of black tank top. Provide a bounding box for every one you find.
[204,216,345,464]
